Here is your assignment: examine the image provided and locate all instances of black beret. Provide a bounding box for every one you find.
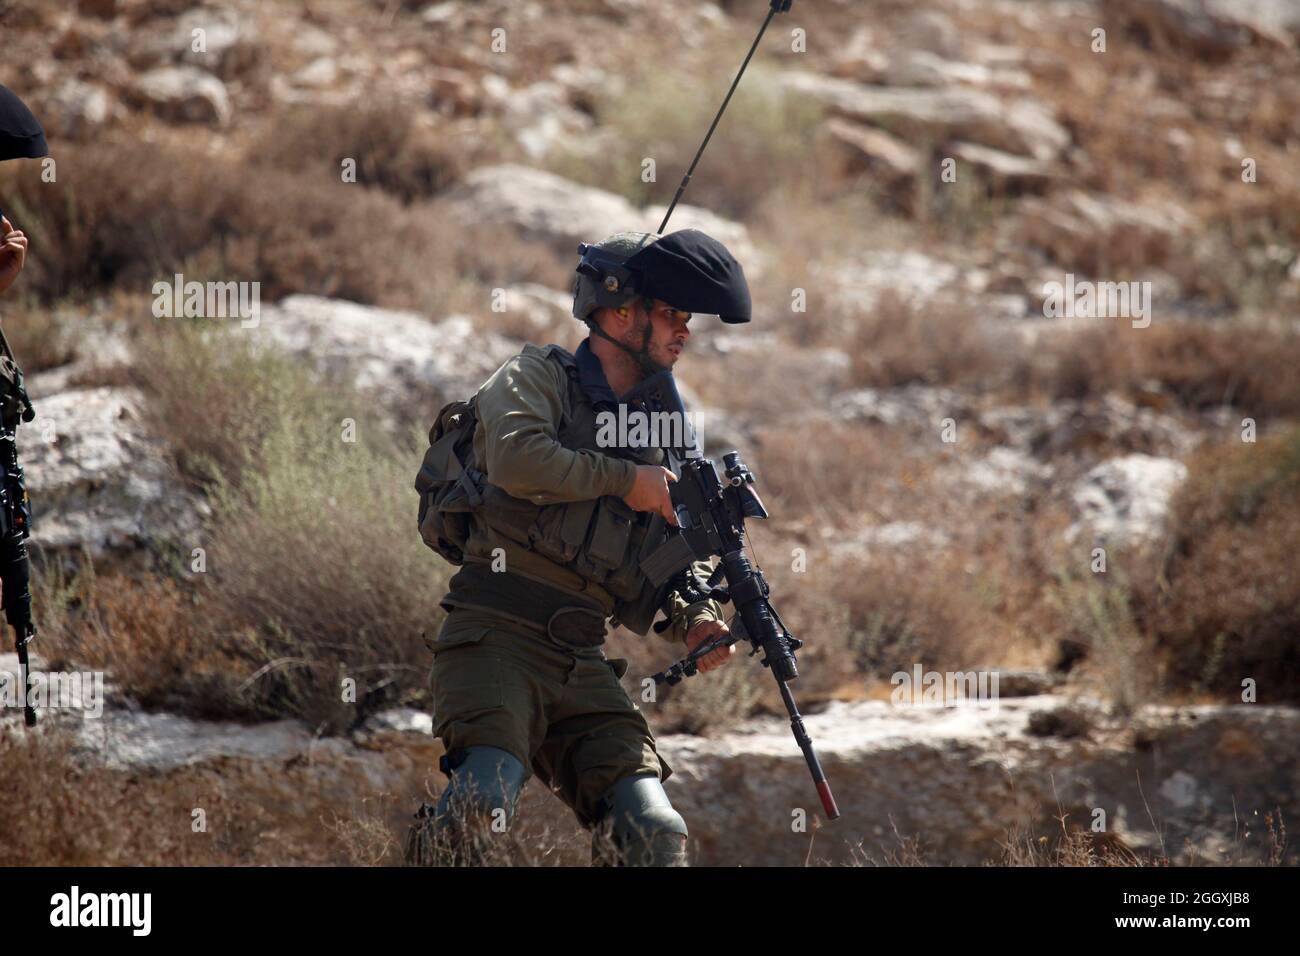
[625,228,752,324]
[0,84,49,162]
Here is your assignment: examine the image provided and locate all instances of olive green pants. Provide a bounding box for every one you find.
[428,609,670,828]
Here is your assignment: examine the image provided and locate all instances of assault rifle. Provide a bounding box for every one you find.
[627,370,840,821]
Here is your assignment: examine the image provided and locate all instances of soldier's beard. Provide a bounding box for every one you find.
[617,317,670,378]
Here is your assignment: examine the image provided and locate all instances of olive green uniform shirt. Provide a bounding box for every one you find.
[456,343,724,643]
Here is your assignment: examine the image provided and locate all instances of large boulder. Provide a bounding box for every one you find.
[442,164,760,271]
[1069,453,1188,545]
[254,295,522,410]
[125,6,263,79]
[42,78,116,140]
[22,387,205,556]
[129,65,232,126]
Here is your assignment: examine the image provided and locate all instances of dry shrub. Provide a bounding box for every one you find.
[198,385,443,730]
[1137,426,1300,701]
[132,323,447,730]
[0,136,488,315]
[34,563,248,720]
[828,550,1006,679]
[849,290,1019,391]
[1019,320,1300,417]
[1167,189,1300,313]
[751,419,914,522]
[253,101,467,202]
[0,296,78,371]
[1046,559,1161,715]
[132,321,334,489]
[645,653,769,736]
[201,420,443,731]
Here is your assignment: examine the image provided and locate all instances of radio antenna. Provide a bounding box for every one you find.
[656,1,795,235]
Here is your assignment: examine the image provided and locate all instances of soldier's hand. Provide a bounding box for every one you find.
[686,619,734,672]
[0,217,29,296]
[623,464,679,526]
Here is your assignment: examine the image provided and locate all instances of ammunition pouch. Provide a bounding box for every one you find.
[476,493,644,602]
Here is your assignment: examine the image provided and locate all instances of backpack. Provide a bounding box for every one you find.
[414,398,483,565]
[414,345,578,566]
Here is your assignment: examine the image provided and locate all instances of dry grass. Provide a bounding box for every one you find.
[0,725,447,866]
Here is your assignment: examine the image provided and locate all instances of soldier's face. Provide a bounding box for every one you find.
[635,299,692,369]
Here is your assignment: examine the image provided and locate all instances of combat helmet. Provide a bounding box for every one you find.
[571,228,752,374]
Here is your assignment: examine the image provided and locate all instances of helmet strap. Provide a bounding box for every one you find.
[586,298,664,378]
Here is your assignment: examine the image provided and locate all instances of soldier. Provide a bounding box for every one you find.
[0,83,43,296]
[413,228,753,866]
[0,83,44,725]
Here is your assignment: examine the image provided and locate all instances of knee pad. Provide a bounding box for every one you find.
[597,773,689,867]
[407,746,529,866]
[435,745,529,827]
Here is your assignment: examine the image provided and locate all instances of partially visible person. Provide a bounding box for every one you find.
[0,82,46,720]
[0,215,29,296]
[0,82,47,300]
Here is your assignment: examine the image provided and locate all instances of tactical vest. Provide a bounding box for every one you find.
[416,344,671,620]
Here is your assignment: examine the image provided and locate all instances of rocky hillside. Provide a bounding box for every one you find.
[0,0,1296,865]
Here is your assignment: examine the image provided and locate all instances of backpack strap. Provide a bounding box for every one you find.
[534,343,585,425]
